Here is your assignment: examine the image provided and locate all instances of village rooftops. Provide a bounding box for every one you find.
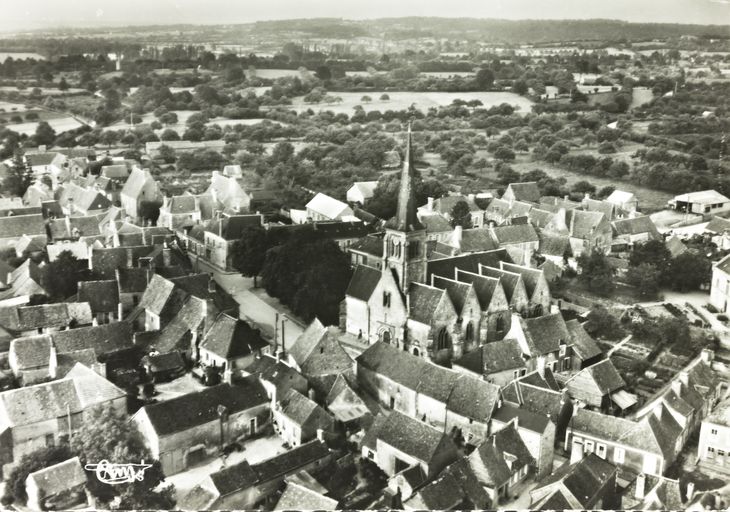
[672,189,730,205]
[531,453,617,509]
[504,182,541,203]
[521,313,571,355]
[139,379,267,436]
[405,457,490,510]
[200,313,268,360]
[467,422,535,487]
[26,457,87,499]
[707,394,730,427]
[454,338,525,375]
[276,482,338,510]
[306,193,352,220]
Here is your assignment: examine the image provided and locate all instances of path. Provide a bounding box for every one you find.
[607,334,633,356]
[192,256,305,346]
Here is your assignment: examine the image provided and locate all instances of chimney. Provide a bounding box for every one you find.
[679,371,689,387]
[316,428,324,442]
[701,349,714,364]
[117,302,123,322]
[427,197,434,212]
[467,193,475,202]
[536,356,546,378]
[564,195,570,202]
[671,379,682,396]
[584,192,591,201]
[163,196,169,208]
[635,473,646,500]
[92,317,99,327]
[686,481,695,502]
[208,274,216,294]
[308,388,316,401]
[126,249,134,268]
[275,349,282,363]
[453,225,463,250]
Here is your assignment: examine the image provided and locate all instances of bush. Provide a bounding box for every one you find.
[718,314,728,322]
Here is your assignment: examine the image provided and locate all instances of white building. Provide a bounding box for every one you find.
[669,190,730,216]
[305,193,355,222]
[710,254,730,313]
[347,181,378,205]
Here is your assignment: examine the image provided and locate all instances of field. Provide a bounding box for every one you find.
[103,109,281,135]
[286,91,534,115]
[6,116,84,136]
[245,68,304,79]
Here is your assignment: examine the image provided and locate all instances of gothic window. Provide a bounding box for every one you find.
[413,347,420,356]
[465,322,474,342]
[408,241,419,258]
[533,304,544,317]
[436,327,450,351]
[495,315,505,333]
[395,242,402,258]
[383,292,391,308]
[382,330,391,344]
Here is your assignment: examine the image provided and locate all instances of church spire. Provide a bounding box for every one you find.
[386,123,423,232]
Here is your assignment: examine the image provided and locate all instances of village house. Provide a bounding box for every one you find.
[56,182,111,216]
[542,207,612,257]
[529,453,619,509]
[198,313,269,377]
[273,389,336,447]
[507,313,574,374]
[605,190,638,216]
[0,302,92,338]
[23,181,54,207]
[564,359,631,414]
[157,195,203,230]
[205,171,250,212]
[487,224,540,266]
[8,335,57,386]
[418,214,454,244]
[438,226,498,257]
[0,363,126,476]
[621,472,687,510]
[132,379,269,475]
[452,337,528,386]
[502,182,541,204]
[243,354,309,405]
[141,351,186,382]
[120,168,163,223]
[669,189,730,216]
[198,214,263,269]
[362,411,459,479]
[347,181,378,205]
[275,481,339,511]
[418,194,484,228]
[485,198,533,226]
[582,196,618,221]
[325,374,374,431]
[356,342,501,445]
[0,260,46,301]
[0,213,47,251]
[304,192,356,223]
[402,457,491,510]
[178,440,333,510]
[611,215,662,252]
[77,280,122,324]
[698,393,730,475]
[467,422,535,504]
[24,456,89,511]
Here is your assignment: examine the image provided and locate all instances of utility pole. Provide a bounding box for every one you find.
[273,312,279,354]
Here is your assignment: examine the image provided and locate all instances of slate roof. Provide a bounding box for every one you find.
[492,402,552,433]
[200,314,268,360]
[454,269,502,310]
[209,459,258,497]
[521,313,569,356]
[500,262,543,296]
[583,198,616,220]
[115,267,150,293]
[408,283,448,324]
[431,276,472,314]
[0,214,46,239]
[454,338,526,375]
[432,195,482,214]
[140,380,268,436]
[77,280,119,313]
[507,382,566,423]
[252,440,330,483]
[406,457,490,510]
[570,359,625,394]
[52,321,133,356]
[468,423,534,487]
[348,236,383,257]
[533,453,617,509]
[370,410,456,464]
[0,363,124,427]
[529,208,557,229]
[207,214,263,241]
[276,482,338,510]
[612,216,661,239]
[490,224,539,245]
[539,232,572,257]
[290,323,353,377]
[419,214,452,233]
[427,249,511,281]
[565,319,602,361]
[566,209,606,239]
[705,216,730,234]
[455,228,498,253]
[142,351,185,373]
[505,182,541,203]
[26,457,87,497]
[277,389,333,431]
[346,265,381,302]
[623,474,684,510]
[10,335,52,369]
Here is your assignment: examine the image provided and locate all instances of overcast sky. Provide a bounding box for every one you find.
[2,0,729,32]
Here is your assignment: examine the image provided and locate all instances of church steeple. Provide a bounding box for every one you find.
[386,123,423,232]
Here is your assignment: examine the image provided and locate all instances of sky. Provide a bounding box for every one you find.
[1,0,729,32]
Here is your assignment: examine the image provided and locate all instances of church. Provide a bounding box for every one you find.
[341,126,545,364]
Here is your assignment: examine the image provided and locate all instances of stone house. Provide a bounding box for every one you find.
[178,440,333,510]
[362,411,459,479]
[77,280,122,324]
[243,355,309,406]
[564,358,630,413]
[491,404,556,479]
[0,213,47,251]
[198,313,269,375]
[611,215,662,250]
[347,181,378,205]
[120,168,162,223]
[201,214,263,270]
[8,335,57,386]
[133,379,269,475]
[272,389,335,447]
[529,453,618,509]
[452,337,528,387]
[508,313,574,375]
[418,194,484,228]
[0,364,126,476]
[467,422,535,505]
[157,195,203,230]
[305,193,355,222]
[25,456,89,511]
[621,473,687,510]
[402,457,491,510]
[542,207,612,257]
[485,198,533,226]
[605,190,638,216]
[698,394,730,475]
[205,171,251,213]
[502,182,541,204]
[488,224,540,266]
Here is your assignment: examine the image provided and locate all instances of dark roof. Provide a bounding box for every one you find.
[200,314,268,360]
[500,262,543,296]
[478,265,523,303]
[384,128,423,232]
[432,195,481,214]
[277,389,333,430]
[0,213,46,239]
[346,265,381,301]
[492,403,552,433]
[705,216,730,234]
[522,313,569,355]
[290,323,353,377]
[407,457,490,510]
[420,214,452,233]
[468,423,534,487]
[458,228,499,253]
[52,321,133,356]
[454,338,526,375]
[253,440,330,483]
[505,182,541,203]
[348,236,383,257]
[408,283,448,324]
[534,453,616,509]
[77,280,119,313]
[565,319,602,361]
[115,267,150,293]
[612,216,661,239]
[427,249,511,282]
[369,410,456,464]
[209,214,263,241]
[10,335,53,369]
[431,276,472,314]
[454,270,502,310]
[209,460,258,497]
[141,379,268,436]
[142,351,185,373]
[539,232,572,257]
[490,224,539,245]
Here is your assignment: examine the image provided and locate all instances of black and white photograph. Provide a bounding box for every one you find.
[0,1,729,510]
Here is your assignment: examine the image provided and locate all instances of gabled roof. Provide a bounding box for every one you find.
[10,335,52,369]
[606,190,636,205]
[121,168,156,199]
[566,209,607,239]
[565,319,602,361]
[539,232,572,257]
[408,283,449,324]
[454,269,503,311]
[77,280,119,313]
[468,423,534,487]
[612,216,661,239]
[52,321,133,356]
[290,323,353,377]
[454,338,526,376]
[529,208,557,229]
[139,379,267,437]
[405,458,490,510]
[200,314,268,360]
[306,193,350,219]
[500,262,543,296]
[26,457,87,497]
[275,482,338,511]
[277,388,333,431]
[252,440,330,483]
[478,264,523,303]
[0,213,46,239]
[584,198,616,220]
[504,182,541,203]
[521,313,569,355]
[533,453,617,509]
[346,264,381,301]
[623,474,684,510]
[419,213,452,233]
[490,224,539,245]
[428,248,511,282]
[566,359,625,398]
[705,216,730,234]
[368,411,457,464]
[431,275,473,314]
[431,195,482,214]
[673,189,729,205]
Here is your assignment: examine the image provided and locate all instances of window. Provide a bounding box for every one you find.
[383,292,391,308]
[465,322,474,342]
[549,361,558,372]
[495,316,505,333]
[45,434,54,447]
[707,447,715,458]
[719,450,726,457]
[597,443,607,459]
[584,440,594,454]
[513,369,521,378]
[408,242,419,259]
[711,428,718,436]
[614,447,625,464]
[436,328,450,351]
[559,345,566,356]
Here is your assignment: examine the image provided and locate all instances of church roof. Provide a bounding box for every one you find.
[346,265,381,302]
[385,125,424,232]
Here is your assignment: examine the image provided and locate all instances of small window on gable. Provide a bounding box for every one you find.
[383,292,391,308]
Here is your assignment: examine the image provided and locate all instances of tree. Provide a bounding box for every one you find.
[626,263,661,298]
[475,68,495,90]
[585,305,622,339]
[34,121,56,146]
[42,251,94,299]
[571,180,596,196]
[72,406,175,509]
[1,152,33,198]
[58,77,69,91]
[629,240,671,276]
[139,200,162,226]
[160,128,181,141]
[666,252,711,292]
[360,95,372,103]
[157,144,176,164]
[450,200,473,229]
[493,146,515,162]
[2,445,73,505]
[231,226,270,287]
[577,250,614,296]
[380,93,390,101]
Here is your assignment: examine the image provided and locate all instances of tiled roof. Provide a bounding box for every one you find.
[348,235,383,257]
[200,314,268,360]
[26,457,87,497]
[432,195,482,214]
[115,267,150,293]
[522,313,569,355]
[346,265,381,301]
[565,320,602,361]
[468,423,534,487]
[529,208,557,229]
[209,459,258,497]
[370,410,456,464]
[505,182,541,203]
[454,338,526,375]
[612,216,661,239]
[306,193,350,219]
[419,214,452,233]
[142,351,185,373]
[77,280,119,313]
[566,209,606,239]
[10,335,52,369]
[500,262,543,296]
[454,269,502,310]
[252,440,330,483]
[52,321,133,356]
[491,224,539,245]
[121,168,155,199]
[408,283,448,324]
[406,457,490,510]
[140,379,267,436]
[431,276,472,313]
[457,228,498,253]
[583,198,616,220]
[534,453,616,509]
[539,232,572,257]
[705,216,730,234]
[492,402,551,433]
[0,214,46,239]
[277,389,333,432]
[275,482,338,510]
